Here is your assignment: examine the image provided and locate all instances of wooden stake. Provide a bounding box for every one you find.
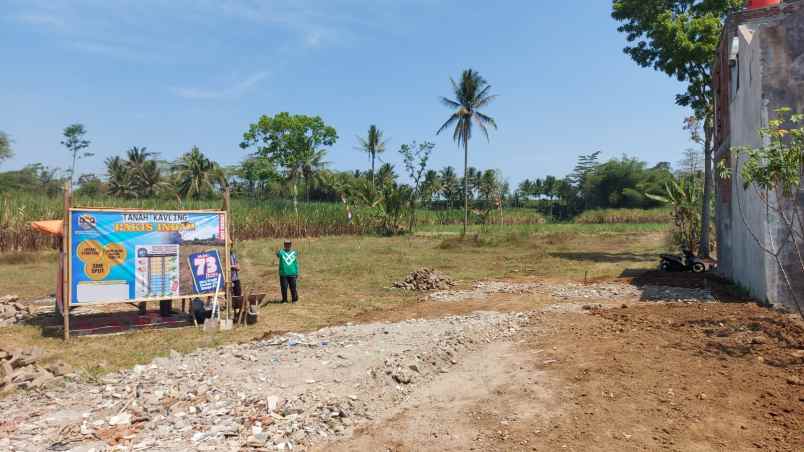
[62,182,72,341]
[223,187,232,322]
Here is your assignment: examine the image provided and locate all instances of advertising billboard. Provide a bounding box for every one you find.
[68,209,227,305]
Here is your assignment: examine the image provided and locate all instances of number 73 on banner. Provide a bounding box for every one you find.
[193,254,219,277]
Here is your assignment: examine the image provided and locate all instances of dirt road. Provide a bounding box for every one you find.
[0,279,802,451]
[332,302,803,452]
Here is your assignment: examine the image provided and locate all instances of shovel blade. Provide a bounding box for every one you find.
[204,319,219,333]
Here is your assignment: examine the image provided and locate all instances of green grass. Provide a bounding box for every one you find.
[0,225,670,378]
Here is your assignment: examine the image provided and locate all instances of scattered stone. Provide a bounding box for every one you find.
[0,346,66,394]
[0,295,34,327]
[108,412,132,426]
[1,279,728,451]
[430,281,715,304]
[430,281,542,302]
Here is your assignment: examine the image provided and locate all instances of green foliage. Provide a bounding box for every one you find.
[568,150,601,193]
[240,112,338,211]
[75,173,104,197]
[728,108,804,197]
[104,147,166,198]
[399,141,436,231]
[645,178,705,252]
[439,166,461,209]
[61,123,92,185]
[612,0,741,256]
[0,131,13,166]
[173,146,226,200]
[476,169,506,225]
[0,163,64,196]
[421,169,442,207]
[582,156,674,209]
[611,0,741,116]
[231,156,279,198]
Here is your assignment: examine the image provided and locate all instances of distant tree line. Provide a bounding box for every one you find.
[0,118,701,226]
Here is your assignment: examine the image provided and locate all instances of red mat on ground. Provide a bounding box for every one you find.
[66,311,193,336]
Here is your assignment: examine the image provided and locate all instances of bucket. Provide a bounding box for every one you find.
[746,0,781,9]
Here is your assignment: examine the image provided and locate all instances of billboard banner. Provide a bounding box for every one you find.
[69,209,226,305]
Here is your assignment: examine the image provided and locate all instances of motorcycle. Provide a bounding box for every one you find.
[659,250,712,273]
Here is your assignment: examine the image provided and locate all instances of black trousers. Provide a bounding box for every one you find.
[280,276,298,302]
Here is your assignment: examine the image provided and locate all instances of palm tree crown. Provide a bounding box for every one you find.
[437,69,497,148]
[173,146,225,199]
[356,125,387,186]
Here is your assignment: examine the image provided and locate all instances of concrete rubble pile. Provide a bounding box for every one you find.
[0,310,534,451]
[0,295,30,327]
[0,346,70,395]
[393,268,455,291]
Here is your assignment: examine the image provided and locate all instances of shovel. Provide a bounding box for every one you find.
[220,278,234,331]
[203,275,222,333]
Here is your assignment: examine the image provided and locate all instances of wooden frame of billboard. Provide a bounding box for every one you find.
[60,186,233,340]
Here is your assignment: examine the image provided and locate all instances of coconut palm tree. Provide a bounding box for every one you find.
[437,69,498,235]
[376,162,397,189]
[356,125,388,187]
[106,156,135,198]
[299,148,328,202]
[173,146,225,200]
[125,146,165,197]
[439,166,460,209]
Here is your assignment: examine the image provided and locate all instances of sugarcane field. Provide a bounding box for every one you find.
[1,1,803,451]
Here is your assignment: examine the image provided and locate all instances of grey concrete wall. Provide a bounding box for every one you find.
[719,6,804,313]
[761,6,804,311]
[721,24,772,304]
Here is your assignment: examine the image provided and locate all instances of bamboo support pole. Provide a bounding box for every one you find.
[63,183,72,341]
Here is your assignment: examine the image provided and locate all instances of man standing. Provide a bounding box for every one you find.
[230,250,242,297]
[277,240,299,304]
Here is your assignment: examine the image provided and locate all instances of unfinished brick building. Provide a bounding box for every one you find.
[713,0,804,312]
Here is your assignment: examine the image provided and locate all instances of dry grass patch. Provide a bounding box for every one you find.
[0,225,669,377]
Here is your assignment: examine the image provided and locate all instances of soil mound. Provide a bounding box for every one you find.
[393,268,455,291]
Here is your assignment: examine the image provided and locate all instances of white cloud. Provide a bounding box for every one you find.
[173,72,270,100]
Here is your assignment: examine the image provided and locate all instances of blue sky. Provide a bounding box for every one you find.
[1,0,695,186]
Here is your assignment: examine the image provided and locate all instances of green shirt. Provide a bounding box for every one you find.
[277,249,299,276]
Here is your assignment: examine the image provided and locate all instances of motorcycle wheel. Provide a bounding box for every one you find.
[692,262,706,273]
[660,261,672,272]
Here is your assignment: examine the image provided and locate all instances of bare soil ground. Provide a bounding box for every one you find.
[327,301,803,452]
[1,275,801,451]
